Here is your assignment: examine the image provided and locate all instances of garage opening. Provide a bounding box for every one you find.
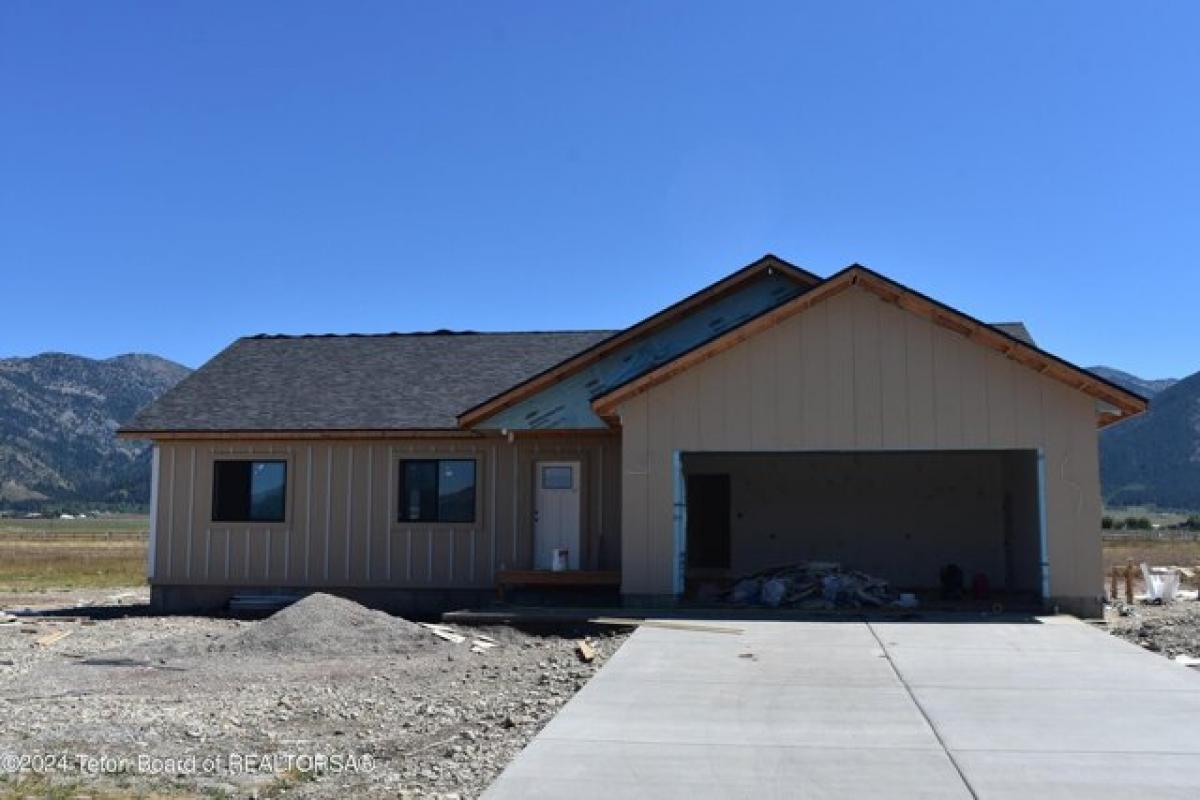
[680,450,1044,607]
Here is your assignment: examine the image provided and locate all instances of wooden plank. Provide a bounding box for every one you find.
[588,617,744,635]
[35,629,72,648]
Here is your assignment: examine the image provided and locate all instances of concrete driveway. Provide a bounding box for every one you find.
[484,615,1200,799]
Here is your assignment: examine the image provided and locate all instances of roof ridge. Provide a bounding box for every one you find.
[245,329,618,340]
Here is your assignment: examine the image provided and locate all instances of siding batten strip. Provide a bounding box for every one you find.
[224,529,230,580]
[305,445,312,582]
[365,445,373,583]
[204,529,211,580]
[387,452,396,583]
[185,448,195,579]
[406,530,413,581]
[427,529,433,582]
[346,448,354,582]
[324,447,333,582]
[166,448,175,578]
[597,445,604,568]
[510,446,519,566]
[488,445,497,580]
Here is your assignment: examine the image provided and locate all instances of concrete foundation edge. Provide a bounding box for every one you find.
[618,593,1104,619]
[1050,595,1104,619]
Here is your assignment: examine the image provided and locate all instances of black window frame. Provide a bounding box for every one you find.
[397,458,477,524]
[211,459,288,523]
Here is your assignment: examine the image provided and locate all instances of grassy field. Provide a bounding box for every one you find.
[0,516,148,590]
[0,516,149,535]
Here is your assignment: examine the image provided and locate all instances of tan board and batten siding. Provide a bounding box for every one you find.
[149,435,621,589]
[615,285,1103,606]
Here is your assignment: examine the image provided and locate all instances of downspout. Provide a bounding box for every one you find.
[671,450,686,598]
[1036,450,1051,610]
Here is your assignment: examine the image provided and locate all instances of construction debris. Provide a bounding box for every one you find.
[725,562,896,609]
[590,618,743,635]
[576,639,596,662]
[420,622,468,644]
[35,629,72,648]
[1141,563,1182,604]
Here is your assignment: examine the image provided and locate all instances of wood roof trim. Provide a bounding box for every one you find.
[455,254,820,428]
[592,265,1148,424]
[117,428,484,442]
[851,269,1146,415]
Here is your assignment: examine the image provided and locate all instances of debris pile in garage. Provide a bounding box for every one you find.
[725,562,904,609]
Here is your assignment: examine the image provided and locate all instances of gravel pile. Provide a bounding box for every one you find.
[0,588,628,799]
[211,592,432,658]
[1106,600,1200,659]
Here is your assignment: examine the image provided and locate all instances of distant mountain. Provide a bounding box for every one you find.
[1088,366,1178,399]
[1099,366,1200,511]
[0,353,191,508]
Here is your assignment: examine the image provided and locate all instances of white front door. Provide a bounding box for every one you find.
[534,461,581,570]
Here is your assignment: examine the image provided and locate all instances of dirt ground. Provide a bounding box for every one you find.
[0,588,628,799]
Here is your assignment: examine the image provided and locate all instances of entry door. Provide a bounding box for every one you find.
[534,461,581,570]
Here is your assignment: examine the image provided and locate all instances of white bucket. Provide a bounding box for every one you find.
[551,549,569,572]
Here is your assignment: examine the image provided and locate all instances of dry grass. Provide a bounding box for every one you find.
[1103,538,1200,591]
[0,538,146,590]
[1102,538,1200,570]
[0,516,148,590]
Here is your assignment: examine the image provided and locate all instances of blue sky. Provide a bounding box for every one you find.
[2,2,1196,377]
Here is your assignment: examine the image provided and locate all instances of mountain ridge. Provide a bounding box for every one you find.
[0,352,191,508]
[1099,365,1200,511]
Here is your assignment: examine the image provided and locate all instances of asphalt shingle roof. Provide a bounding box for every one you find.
[121,331,616,433]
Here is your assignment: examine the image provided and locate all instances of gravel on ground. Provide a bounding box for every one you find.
[1105,599,1200,661]
[0,589,627,799]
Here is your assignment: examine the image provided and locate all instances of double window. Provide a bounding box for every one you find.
[398,459,476,523]
[212,460,287,522]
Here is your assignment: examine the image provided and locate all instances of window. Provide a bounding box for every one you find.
[398,459,476,523]
[541,465,574,490]
[212,460,286,522]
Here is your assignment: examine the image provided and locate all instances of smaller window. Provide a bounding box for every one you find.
[541,466,574,490]
[398,459,476,523]
[212,460,286,522]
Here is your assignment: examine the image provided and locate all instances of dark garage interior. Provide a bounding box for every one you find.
[682,450,1044,604]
